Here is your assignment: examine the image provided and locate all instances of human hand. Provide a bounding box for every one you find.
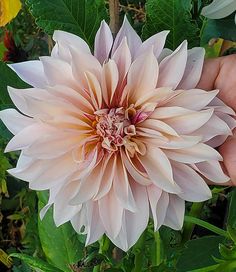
[197,54,236,185]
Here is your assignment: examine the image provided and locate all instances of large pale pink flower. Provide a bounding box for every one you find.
[1,18,235,251]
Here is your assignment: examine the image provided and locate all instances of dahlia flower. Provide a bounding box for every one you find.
[201,0,236,24]
[1,17,235,251]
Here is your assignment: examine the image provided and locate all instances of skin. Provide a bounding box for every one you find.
[197,54,236,185]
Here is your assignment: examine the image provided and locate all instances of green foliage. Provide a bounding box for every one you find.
[201,13,236,45]
[176,236,224,271]
[25,0,108,48]
[37,191,85,272]
[10,253,63,272]
[142,0,200,49]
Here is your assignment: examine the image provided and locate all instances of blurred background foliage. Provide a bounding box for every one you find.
[0,0,236,271]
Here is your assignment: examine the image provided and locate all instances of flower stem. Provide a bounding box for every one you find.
[132,231,146,272]
[93,235,110,272]
[181,202,204,244]
[154,231,162,266]
[184,215,229,238]
[109,0,120,35]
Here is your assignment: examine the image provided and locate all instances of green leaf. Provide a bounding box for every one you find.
[25,0,108,48]
[142,0,199,50]
[201,13,236,45]
[176,236,224,272]
[10,253,63,272]
[37,191,84,272]
[228,189,236,229]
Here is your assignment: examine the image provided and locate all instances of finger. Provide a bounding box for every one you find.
[196,57,221,90]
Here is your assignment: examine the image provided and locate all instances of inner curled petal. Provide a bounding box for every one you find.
[95,107,137,152]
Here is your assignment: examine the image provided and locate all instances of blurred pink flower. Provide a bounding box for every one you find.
[1,17,235,251]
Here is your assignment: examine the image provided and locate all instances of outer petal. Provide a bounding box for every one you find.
[164,89,218,111]
[109,181,149,251]
[53,181,81,226]
[201,0,236,19]
[139,146,181,194]
[9,61,47,88]
[177,48,205,89]
[193,160,230,183]
[0,109,34,135]
[99,187,123,238]
[164,143,223,163]
[157,41,188,89]
[52,30,91,61]
[135,31,169,59]
[164,195,185,230]
[172,161,212,201]
[94,20,113,64]
[112,16,142,59]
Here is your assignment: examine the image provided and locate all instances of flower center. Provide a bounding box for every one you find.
[95,107,136,152]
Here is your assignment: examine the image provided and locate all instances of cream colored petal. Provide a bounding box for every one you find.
[0,109,34,135]
[127,50,159,103]
[101,59,119,106]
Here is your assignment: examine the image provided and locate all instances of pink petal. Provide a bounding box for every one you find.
[147,185,166,230]
[165,109,214,134]
[157,41,188,89]
[193,160,230,183]
[164,195,185,230]
[53,181,82,226]
[165,89,218,111]
[138,146,181,194]
[136,31,169,59]
[52,30,91,61]
[85,202,105,245]
[172,161,212,201]
[99,187,123,238]
[9,61,48,88]
[94,20,113,64]
[177,48,205,89]
[70,47,102,89]
[112,16,142,59]
[113,156,137,212]
[40,56,78,89]
[164,143,223,163]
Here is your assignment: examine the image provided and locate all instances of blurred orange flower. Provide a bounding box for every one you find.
[0,0,22,27]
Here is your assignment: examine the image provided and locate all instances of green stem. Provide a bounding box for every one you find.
[93,235,110,272]
[189,264,220,272]
[132,231,146,272]
[184,215,229,238]
[154,231,162,266]
[182,202,204,244]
